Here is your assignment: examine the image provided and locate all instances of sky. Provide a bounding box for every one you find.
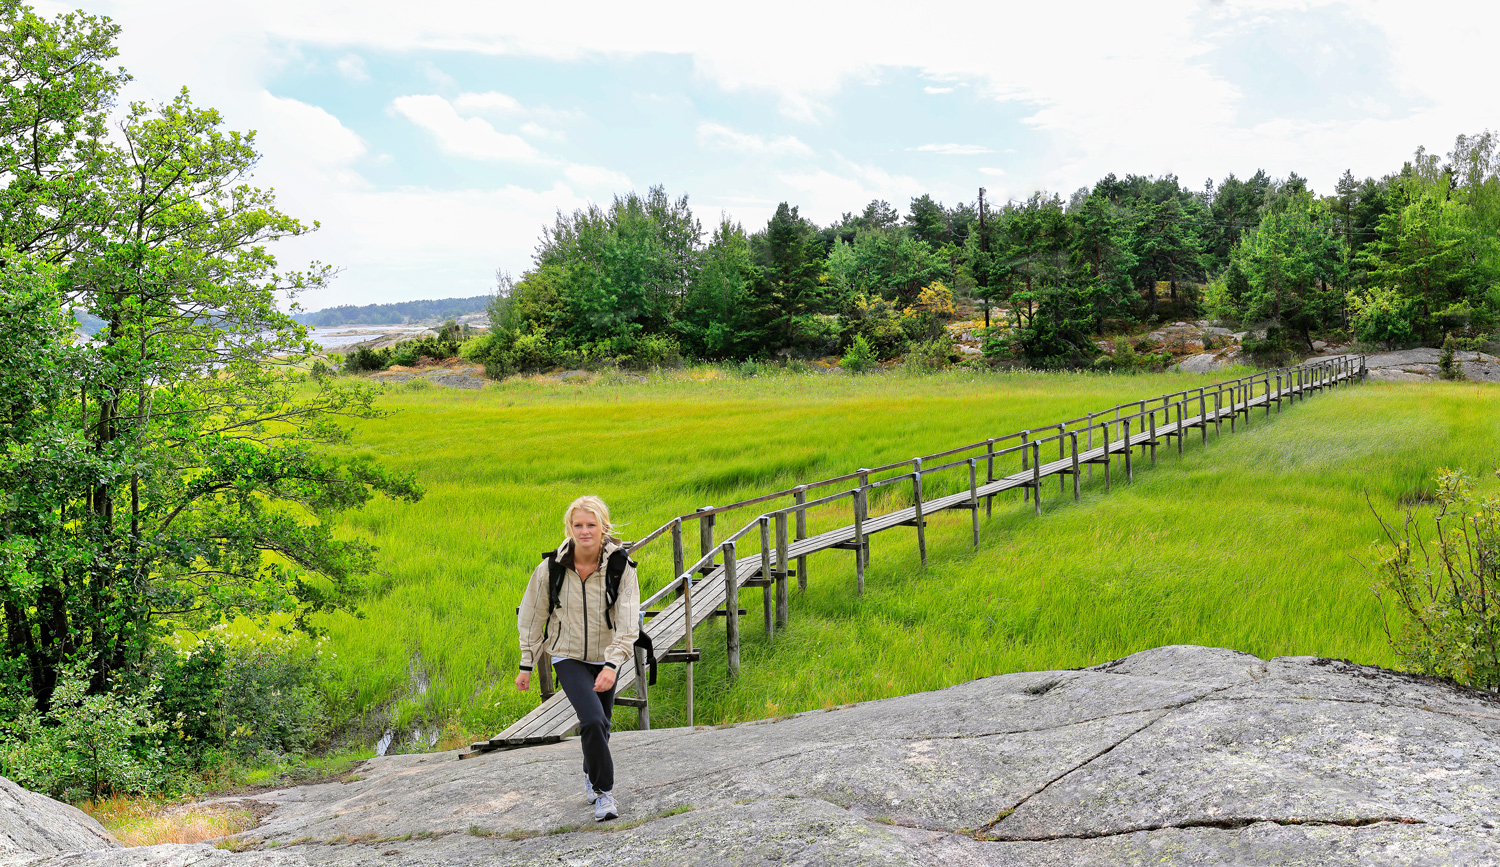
[48,0,1500,311]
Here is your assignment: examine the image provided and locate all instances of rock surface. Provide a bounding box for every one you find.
[0,774,118,861]
[1356,348,1500,383]
[15,645,1500,866]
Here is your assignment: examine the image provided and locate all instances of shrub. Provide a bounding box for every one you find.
[902,335,954,373]
[840,334,876,373]
[309,359,333,381]
[1439,336,1466,381]
[626,333,682,369]
[1242,326,1295,367]
[1349,287,1416,349]
[342,346,391,373]
[1368,469,1500,691]
[0,663,164,801]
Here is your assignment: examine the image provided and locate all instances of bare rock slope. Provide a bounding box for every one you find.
[17,645,1500,866]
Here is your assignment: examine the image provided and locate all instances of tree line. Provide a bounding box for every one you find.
[474,138,1500,373]
[293,295,491,328]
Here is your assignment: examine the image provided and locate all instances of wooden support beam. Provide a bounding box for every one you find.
[793,486,808,593]
[775,511,790,629]
[968,459,980,546]
[723,541,739,679]
[759,516,773,639]
[631,642,650,730]
[912,460,927,567]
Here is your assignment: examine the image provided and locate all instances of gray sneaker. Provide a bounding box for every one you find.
[593,791,618,822]
[585,775,597,804]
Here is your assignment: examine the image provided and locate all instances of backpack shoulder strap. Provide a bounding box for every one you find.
[543,551,567,614]
[603,548,634,630]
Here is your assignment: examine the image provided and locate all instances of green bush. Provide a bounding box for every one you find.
[840,334,877,373]
[1349,287,1416,349]
[902,335,954,373]
[1242,326,1295,367]
[1438,336,1466,381]
[1369,469,1500,691]
[342,346,391,373]
[0,663,163,801]
[626,333,682,369]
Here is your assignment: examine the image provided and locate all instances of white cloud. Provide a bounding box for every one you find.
[696,122,813,157]
[779,158,922,218]
[519,121,562,140]
[923,86,953,94]
[391,94,538,161]
[912,143,994,155]
[563,164,632,191]
[979,167,1006,177]
[334,54,369,82]
[453,90,522,115]
[260,94,368,167]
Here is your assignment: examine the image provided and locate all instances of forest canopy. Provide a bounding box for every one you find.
[472,136,1500,373]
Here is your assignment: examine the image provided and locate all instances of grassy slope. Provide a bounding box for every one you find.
[318,368,1500,741]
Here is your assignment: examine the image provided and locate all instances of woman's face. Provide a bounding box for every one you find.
[570,509,602,553]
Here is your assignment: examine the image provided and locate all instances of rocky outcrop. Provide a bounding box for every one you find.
[14,645,1500,865]
[0,775,118,861]
[1342,348,1500,383]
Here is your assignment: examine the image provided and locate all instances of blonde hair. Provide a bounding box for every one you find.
[563,495,615,542]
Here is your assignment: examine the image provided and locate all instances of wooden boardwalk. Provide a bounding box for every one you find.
[464,354,1366,756]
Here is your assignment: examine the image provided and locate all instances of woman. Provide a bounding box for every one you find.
[515,495,639,822]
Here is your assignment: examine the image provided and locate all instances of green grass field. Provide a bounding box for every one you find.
[315,367,1500,746]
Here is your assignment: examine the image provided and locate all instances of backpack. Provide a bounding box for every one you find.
[542,546,657,685]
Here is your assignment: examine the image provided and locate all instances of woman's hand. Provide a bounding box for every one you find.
[593,667,616,692]
[515,671,531,692]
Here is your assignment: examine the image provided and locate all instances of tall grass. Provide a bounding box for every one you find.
[316,367,1500,742]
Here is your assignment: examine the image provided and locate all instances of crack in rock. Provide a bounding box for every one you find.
[974,814,1427,842]
[976,679,1248,836]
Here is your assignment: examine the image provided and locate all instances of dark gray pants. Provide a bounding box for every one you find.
[554,659,617,792]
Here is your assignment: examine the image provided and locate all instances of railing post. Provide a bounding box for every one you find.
[968,458,980,546]
[1020,430,1031,502]
[794,485,808,592]
[698,505,715,573]
[985,439,996,517]
[853,484,867,596]
[775,511,790,629]
[1214,388,1222,436]
[538,654,554,700]
[1199,391,1208,444]
[1031,442,1042,515]
[912,459,927,567]
[722,541,739,679]
[632,630,650,730]
[759,516,773,638]
[1148,410,1158,466]
[1275,374,1282,412]
[1264,378,1271,417]
[1176,401,1185,455]
[671,518,685,600]
[1123,418,1133,481]
[682,560,694,727]
[1086,413,1095,481]
[1069,432,1080,500]
[1101,421,1112,491]
[1057,423,1066,495]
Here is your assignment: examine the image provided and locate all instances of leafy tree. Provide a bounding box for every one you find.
[0,0,128,259]
[0,82,420,714]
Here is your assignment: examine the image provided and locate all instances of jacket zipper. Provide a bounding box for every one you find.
[580,566,589,663]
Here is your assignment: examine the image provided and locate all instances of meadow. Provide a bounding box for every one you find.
[315,366,1500,748]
